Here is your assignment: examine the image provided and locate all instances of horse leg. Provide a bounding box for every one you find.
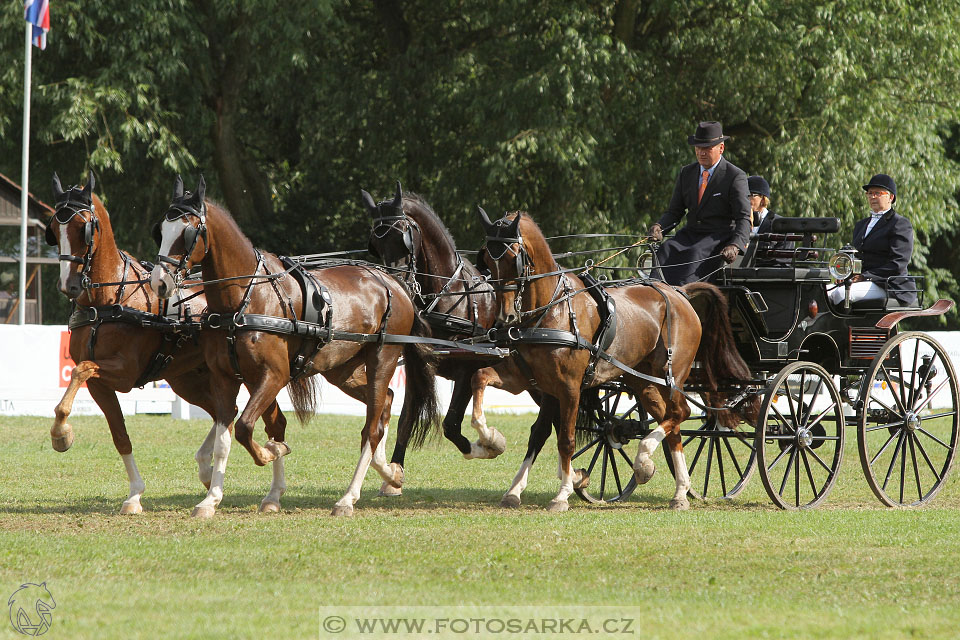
[500,401,555,507]
[168,372,235,490]
[50,360,100,451]
[545,390,582,513]
[467,363,525,460]
[332,351,402,516]
[233,375,293,467]
[194,423,217,490]
[258,400,288,513]
[665,430,691,510]
[82,380,144,514]
[192,379,241,518]
[631,381,669,484]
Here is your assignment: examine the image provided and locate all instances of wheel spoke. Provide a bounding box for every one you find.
[881,365,909,415]
[721,437,747,477]
[869,429,899,466]
[779,445,797,496]
[881,430,907,492]
[912,378,949,414]
[609,448,624,496]
[687,435,708,476]
[573,435,602,460]
[801,449,820,500]
[616,446,633,466]
[912,435,943,483]
[909,432,922,502]
[599,446,609,498]
[805,401,839,432]
[908,338,922,407]
[916,426,953,450]
[584,441,603,475]
[716,437,728,497]
[804,376,826,425]
[767,443,791,471]
[703,437,715,496]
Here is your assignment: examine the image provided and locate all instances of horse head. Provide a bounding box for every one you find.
[47,172,101,299]
[363,181,421,271]
[477,207,528,325]
[151,175,208,299]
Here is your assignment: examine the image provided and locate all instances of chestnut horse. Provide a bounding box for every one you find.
[364,183,559,495]
[477,210,757,511]
[45,173,287,514]
[151,177,438,517]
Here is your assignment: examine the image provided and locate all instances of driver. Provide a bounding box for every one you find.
[648,121,751,285]
[828,173,917,306]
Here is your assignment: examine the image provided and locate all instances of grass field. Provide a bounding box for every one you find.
[1,411,959,639]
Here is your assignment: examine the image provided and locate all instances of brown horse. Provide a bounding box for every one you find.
[45,173,289,514]
[150,176,438,517]
[477,210,756,511]
[364,184,562,496]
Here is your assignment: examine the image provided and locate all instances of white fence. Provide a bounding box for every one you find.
[0,324,538,418]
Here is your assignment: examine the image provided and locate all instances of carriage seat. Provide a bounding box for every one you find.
[722,266,831,283]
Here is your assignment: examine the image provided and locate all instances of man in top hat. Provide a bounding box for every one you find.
[747,175,794,266]
[649,121,751,285]
[828,173,917,306]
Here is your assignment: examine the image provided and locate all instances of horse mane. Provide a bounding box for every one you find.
[204,199,254,253]
[513,212,559,273]
[403,193,457,250]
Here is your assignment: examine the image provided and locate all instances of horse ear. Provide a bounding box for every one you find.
[172,175,184,201]
[196,175,206,203]
[83,173,95,198]
[477,206,494,231]
[360,189,378,216]
[52,173,64,200]
[392,181,402,207]
[506,213,521,237]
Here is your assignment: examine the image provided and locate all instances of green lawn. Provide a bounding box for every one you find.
[1,412,959,639]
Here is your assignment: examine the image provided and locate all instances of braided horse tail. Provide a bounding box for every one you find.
[681,282,759,426]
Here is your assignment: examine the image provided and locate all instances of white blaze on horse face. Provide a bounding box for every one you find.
[58,224,75,292]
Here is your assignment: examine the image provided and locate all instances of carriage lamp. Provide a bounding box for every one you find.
[828,250,862,283]
[807,300,818,318]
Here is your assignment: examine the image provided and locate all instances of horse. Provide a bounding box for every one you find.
[476,209,758,511]
[150,176,439,517]
[44,173,288,514]
[364,183,559,495]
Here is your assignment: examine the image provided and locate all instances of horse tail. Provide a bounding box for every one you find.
[287,376,318,425]
[680,281,760,426]
[681,282,751,387]
[398,312,440,449]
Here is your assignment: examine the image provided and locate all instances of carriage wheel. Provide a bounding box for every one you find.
[757,361,845,509]
[664,405,758,501]
[858,332,959,507]
[573,384,651,503]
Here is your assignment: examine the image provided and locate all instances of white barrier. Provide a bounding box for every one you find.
[0,324,539,417]
[4,325,959,418]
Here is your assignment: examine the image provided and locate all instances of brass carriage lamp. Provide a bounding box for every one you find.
[828,246,862,310]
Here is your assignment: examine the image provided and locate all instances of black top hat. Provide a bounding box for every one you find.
[862,173,897,201]
[688,121,730,147]
[747,175,770,198]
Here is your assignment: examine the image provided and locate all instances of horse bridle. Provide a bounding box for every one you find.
[153,198,208,286]
[485,223,533,321]
[46,194,100,291]
[370,205,424,291]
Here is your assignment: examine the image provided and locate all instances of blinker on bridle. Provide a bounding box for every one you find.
[47,191,100,290]
[154,197,208,277]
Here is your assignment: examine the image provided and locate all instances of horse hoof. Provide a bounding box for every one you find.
[466,442,499,460]
[387,462,404,488]
[331,504,354,517]
[263,439,292,461]
[259,501,281,514]
[669,497,690,511]
[547,499,569,513]
[573,468,590,490]
[500,494,521,509]
[633,457,656,485]
[191,505,216,519]
[481,429,507,456]
[119,502,142,515]
[378,481,403,497]
[51,429,75,452]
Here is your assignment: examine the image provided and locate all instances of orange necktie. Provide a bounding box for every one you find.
[698,169,710,204]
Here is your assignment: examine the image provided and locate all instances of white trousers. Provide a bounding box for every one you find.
[828,280,886,305]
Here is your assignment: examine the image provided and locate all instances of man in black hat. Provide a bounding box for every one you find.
[649,121,751,285]
[827,173,917,306]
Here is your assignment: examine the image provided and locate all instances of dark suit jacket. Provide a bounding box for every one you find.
[852,207,917,305]
[657,156,752,251]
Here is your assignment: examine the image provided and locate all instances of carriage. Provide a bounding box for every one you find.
[571,216,958,510]
[47,175,957,515]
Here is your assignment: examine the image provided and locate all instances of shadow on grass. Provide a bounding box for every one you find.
[0,485,681,516]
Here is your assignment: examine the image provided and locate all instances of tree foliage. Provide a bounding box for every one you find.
[2,0,959,323]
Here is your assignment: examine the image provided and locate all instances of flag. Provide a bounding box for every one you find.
[24,0,50,50]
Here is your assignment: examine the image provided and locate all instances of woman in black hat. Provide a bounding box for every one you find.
[828,173,917,306]
[746,175,794,266]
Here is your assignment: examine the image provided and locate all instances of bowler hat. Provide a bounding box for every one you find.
[747,175,771,198]
[688,121,730,147]
[862,173,897,201]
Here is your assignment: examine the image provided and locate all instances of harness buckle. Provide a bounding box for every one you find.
[206,313,221,329]
[507,326,523,342]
